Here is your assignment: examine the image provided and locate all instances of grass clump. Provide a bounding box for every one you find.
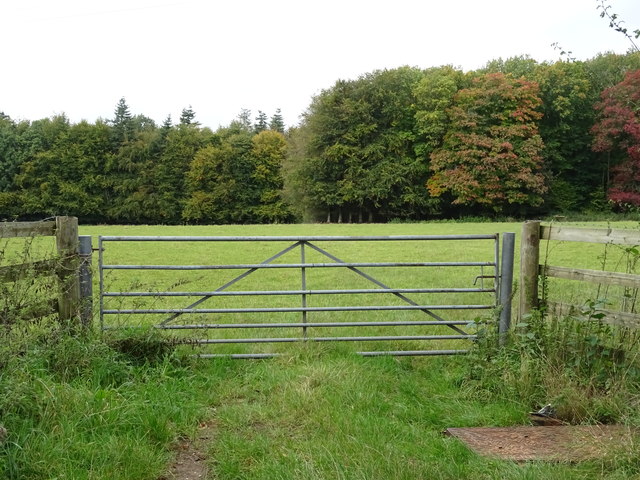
[106,328,181,366]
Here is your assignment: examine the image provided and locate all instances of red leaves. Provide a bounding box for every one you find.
[592,70,640,207]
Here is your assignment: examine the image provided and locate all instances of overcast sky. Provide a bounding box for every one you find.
[1,0,638,129]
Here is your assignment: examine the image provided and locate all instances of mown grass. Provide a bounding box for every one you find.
[0,221,639,479]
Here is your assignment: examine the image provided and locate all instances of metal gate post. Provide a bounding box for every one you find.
[301,241,308,338]
[79,235,93,328]
[98,236,104,331]
[499,232,515,345]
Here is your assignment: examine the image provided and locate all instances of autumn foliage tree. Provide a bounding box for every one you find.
[592,69,640,207]
[427,73,547,214]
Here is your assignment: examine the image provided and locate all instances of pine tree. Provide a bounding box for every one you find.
[269,108,285,133]
[237,109,253,131]
[111,97,134,145]
[162,114,173,130]
[254,110,268,133]
[180,106,198,126]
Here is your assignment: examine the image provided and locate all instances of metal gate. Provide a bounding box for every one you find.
[98,234,514,358]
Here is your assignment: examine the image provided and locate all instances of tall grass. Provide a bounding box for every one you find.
[467,222,640,429]
[0,334,208,479]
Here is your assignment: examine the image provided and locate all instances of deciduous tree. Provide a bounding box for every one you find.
[534,61,600,210]
[592,69,640,207]
[428,73,547,214]
[251,130,293,222]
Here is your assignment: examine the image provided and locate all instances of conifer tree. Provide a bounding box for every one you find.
[269,108,285,133]
[111,97,134,145]
[179,106,198,126]
[254,111,268,133]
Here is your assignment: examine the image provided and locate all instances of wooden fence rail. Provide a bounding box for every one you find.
[520,220,640,329]
[0,216,91,326]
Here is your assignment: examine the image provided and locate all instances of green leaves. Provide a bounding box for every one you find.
[183,128,294,224]
[289,67,439,221]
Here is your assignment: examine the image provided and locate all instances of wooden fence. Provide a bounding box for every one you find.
[519,220,640,329]
[0,216,91,326]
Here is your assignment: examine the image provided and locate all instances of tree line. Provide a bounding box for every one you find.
[287,52,640,221]
[0,102,291,224]
[1,51,640,224]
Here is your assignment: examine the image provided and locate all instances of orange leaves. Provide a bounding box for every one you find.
[428,73,546,212]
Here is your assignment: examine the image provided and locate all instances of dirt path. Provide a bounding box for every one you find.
[160,421,216,480]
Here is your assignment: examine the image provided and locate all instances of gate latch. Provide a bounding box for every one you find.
[473,275,494,286]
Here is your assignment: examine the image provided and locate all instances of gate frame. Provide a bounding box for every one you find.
[99,234,514,357]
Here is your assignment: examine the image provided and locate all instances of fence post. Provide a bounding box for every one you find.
[55,216,80,325]
[79,235,93,328]
[519,220,541,321]
[499,232,515,345]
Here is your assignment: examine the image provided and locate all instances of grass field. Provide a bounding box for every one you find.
[1,221,639,479]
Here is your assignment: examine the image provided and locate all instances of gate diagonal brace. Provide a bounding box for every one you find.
[159,239,474,336]
[159,241,303,326]
[304,242,469,335]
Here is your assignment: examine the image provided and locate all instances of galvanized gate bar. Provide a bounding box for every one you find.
[100,234,498,242]
[98,236,105,331]
[300,242,308,337]
[187,335,477,344]
[105,304,493,314]
[101,261,495,270]
[104,287,495,297]
[98,320,477,330]
[357,350,469,357]
[198,350,470,359]
[152,320,475,330]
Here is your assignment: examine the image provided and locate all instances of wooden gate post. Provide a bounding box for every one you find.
[55,216,80,324]
[519,220,540,320]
